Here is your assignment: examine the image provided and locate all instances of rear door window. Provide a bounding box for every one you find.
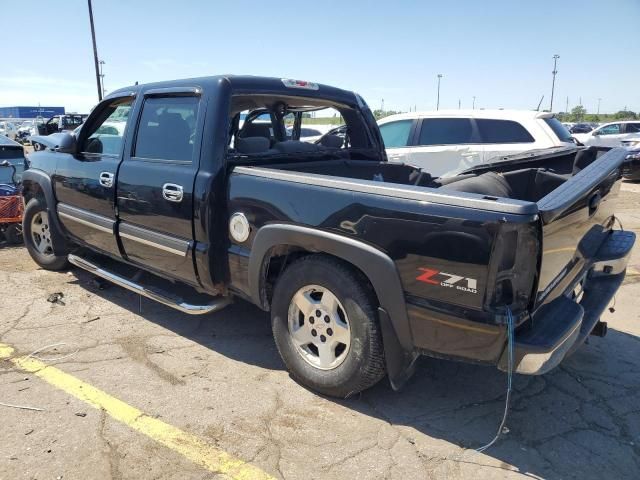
[477,119,535,143]
[134,96,199,162]
[379,119,413,148]
[418,118,474,145]
[625,123,640,133]
[543,117,573,142]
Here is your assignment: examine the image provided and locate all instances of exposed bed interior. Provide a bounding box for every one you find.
[227,94,602,203]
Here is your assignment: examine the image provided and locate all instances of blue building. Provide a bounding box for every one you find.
[0,106,65,119]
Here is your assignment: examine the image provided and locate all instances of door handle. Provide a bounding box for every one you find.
[162,183,183,203]
[99,171,114,188]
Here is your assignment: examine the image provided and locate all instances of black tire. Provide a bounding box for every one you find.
[23,198,69,270]
[271,255,386,397]
[4,224,22,244]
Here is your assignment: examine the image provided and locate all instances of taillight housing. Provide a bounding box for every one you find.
[485,221,540,317]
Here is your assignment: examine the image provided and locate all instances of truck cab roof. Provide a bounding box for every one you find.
[107,75,364,109]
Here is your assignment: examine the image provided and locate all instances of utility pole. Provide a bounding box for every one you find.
[381,98,384,112]
[565,96,569,114]
[458,99,461,109]
[472,96,476,109]
[549,54,559,112]
[436,74,443,110]
[597,98,601,115]
[87,0,102,101]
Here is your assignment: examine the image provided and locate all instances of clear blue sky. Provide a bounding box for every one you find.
[1,0,638,114]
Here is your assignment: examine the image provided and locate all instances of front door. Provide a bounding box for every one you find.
[116,91,202,286]
[53,96,134,256]
[591,123,624,147]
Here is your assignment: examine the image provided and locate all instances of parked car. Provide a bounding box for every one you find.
[21,75,633,397]
[16,118,45,144]
[35,114,87,136]
[378,110,576,177]
[572,120,640,148]
[0,121,18,140]
[31,114,88,151]
[569,123,594,134]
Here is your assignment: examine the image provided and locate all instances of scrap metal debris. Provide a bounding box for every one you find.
[0,401,44,412]
[46,292,65,305]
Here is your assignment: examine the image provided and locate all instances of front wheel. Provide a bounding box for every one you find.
[271,255,386,397]
[23,198,69,270]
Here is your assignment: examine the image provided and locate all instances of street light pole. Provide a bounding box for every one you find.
[98,60,106,98]
[597,98,602,115]
[549,54,559,112]
[87,0,102,101]
[436,74,443,110]
[472,96,476,109]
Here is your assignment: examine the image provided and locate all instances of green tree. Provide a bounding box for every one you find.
[570,105,587,122]
[613,110,637,120]
[373,109,402,120]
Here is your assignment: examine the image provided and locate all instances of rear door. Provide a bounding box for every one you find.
[475,118,537,163]
[53,95,134,256]
[116,88,202,285]
[622,122,640,140]
[407,117,481,176]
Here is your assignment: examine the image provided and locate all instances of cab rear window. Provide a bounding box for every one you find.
[544,118,573,143]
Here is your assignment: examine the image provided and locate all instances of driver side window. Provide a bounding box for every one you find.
[81,98,133,156]
[598,124,621,135]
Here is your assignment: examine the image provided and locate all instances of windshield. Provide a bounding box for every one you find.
[544,117,573,143]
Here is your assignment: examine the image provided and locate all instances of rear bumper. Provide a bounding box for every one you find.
[498,229,635,375]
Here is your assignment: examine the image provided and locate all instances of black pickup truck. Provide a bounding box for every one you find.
[21,75,634,397]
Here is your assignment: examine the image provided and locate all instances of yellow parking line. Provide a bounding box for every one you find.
[0,344,274,480]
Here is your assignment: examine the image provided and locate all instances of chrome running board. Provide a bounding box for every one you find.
[68,254,231,315]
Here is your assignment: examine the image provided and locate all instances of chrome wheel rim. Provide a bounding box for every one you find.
[31,211,54,256]
[287,285,351,370]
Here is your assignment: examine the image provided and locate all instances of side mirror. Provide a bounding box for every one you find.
[0,160,10,167]
[592,131,600,136]
[53,132,77,153]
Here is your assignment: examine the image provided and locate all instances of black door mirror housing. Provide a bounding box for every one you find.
[53,132,77,153]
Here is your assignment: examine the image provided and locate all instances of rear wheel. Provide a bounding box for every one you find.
[23,198,69,270]
[271,255,385,397]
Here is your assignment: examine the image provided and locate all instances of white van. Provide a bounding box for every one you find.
[378,110,575,177]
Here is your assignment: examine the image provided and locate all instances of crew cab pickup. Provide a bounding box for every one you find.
[21,76,634,397]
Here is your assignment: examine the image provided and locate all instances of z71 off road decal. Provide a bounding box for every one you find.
[416,268,478,294]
